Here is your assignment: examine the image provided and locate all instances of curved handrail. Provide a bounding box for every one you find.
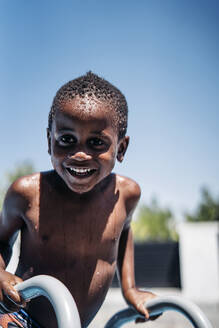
[10,276,213,328]
[104,295,213,328]
[14,275,81,328]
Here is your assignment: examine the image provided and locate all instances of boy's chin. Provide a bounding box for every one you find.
[56,169,111,194]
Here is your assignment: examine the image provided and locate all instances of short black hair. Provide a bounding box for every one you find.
[48,72,128,139]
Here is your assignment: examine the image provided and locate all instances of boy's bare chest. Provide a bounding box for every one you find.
[25,189,127,269]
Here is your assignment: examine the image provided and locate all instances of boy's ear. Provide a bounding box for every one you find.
[47,128,51,155]
[117,136,129,162]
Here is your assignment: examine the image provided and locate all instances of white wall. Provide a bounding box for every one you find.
[179,222,219,303]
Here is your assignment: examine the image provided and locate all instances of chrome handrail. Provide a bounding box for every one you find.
[104,295,213,328]
[15,275,81,328]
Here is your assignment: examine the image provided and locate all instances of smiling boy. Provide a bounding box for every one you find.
[0,72,156,327]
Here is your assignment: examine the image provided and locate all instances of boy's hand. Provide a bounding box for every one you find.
[0,270,26,313]
[124,287,161,322]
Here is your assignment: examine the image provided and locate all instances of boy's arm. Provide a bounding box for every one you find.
[0,180,27,310]
[117,180,156,320]
[117,227,156,320]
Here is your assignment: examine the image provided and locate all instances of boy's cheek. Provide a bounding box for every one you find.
[50,151,64,170]
[50,144,66,158]
[99,150,117,165]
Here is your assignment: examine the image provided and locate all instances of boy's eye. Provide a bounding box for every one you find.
[59,135,77,145]
[88,138,105,148]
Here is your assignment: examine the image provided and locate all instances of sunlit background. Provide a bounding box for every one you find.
[1,0,219,220]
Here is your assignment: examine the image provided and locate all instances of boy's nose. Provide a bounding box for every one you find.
[68,151,92,161]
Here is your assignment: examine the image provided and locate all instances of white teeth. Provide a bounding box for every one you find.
[69,168,92,174]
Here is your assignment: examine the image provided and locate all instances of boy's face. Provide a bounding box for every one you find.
[48,95,129,194]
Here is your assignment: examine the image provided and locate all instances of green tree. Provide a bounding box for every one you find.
[185,187,219,222]
[0,161,35,210]
[132,198,178,242]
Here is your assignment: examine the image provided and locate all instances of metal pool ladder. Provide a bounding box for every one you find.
[13,275,213,328]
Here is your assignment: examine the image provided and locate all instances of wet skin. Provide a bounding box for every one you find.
[0,96,156,327]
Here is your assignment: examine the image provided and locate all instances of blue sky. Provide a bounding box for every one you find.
[1,0,219,219]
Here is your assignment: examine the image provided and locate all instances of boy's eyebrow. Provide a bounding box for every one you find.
[56,128,75,134]
[90,130,106,136]
[55,129,109,137]
[54,129,75,139]
[90,130,115,139]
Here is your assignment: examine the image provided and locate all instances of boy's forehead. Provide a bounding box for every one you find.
[56,94,117,123]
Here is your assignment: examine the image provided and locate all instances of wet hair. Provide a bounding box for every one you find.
[48,71,128,139]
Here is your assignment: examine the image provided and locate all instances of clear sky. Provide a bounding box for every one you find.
[1,0,219,219]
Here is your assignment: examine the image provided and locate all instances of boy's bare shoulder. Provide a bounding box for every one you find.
[8,172,40,197]
[116,174,141,198]
[3,172,41,214]
[115,174,141,214]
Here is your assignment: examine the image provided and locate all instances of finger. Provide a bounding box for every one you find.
[2,282,22,304]
[14,276,23,285]
[11,278,26,307]
[137,303,150,320]
[2,291,26,313]
[4,290,26,309]
[5,294,26,309]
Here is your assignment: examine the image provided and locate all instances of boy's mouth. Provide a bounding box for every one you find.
[66,167,97,178]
